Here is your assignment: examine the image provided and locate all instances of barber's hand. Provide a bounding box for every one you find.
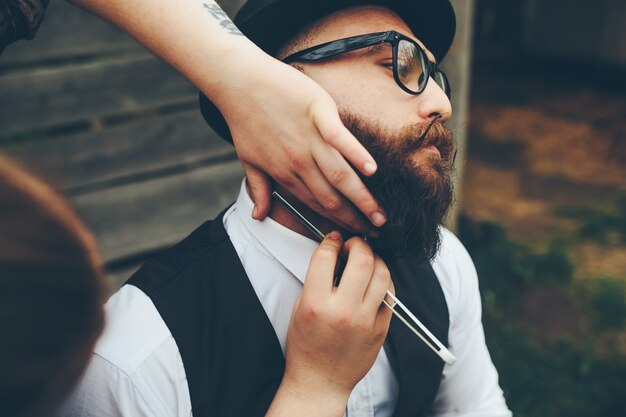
[215,51,387,234]
[275,232,394,415]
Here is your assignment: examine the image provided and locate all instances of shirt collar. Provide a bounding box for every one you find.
[233,181,320,284]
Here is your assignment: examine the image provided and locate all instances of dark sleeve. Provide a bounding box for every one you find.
[0,0,49,54]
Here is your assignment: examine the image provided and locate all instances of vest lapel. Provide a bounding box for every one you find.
[129,215,286,417]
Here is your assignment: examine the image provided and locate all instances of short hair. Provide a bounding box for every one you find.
[275,18,325,60]
[0,156,104,417]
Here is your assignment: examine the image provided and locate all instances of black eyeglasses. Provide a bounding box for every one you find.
[283,31,451,99]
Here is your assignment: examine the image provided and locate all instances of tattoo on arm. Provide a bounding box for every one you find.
[203,3,243,36]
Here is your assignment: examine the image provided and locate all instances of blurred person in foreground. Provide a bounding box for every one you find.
[0,155,105,417]
[0,0,388,235]
[66,1,512,416]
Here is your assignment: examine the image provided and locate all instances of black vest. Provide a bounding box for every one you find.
[128,213,449,417]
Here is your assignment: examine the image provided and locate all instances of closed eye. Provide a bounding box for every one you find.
[382,60,394,70]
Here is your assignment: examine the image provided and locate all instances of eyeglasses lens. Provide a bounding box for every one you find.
[397,40,426,93]
[434,70,451,98]
[397,40,451,98]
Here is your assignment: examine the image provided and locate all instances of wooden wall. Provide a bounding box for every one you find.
[0,1,246,292]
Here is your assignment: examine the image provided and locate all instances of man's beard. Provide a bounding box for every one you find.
[340,112,455,262]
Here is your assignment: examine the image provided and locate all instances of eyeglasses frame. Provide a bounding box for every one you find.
[282,30,451,98]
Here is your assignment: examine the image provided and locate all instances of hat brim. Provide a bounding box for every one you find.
[200,0,456,142]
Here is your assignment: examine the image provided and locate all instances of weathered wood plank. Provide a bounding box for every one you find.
[0,1,139,68]
[74,160,244,263]
[4,110,234,193]
[0,54,197,134]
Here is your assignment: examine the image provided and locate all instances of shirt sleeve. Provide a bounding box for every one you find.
[57,285,193,417]
[428,229,512,417]
[0,0,49,54]
[60,355,161,417]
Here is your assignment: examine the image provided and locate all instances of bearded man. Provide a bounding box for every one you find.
[65,1,511,417]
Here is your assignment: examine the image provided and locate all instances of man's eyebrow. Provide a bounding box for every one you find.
[358,43,392,57]
[359,41,438,64]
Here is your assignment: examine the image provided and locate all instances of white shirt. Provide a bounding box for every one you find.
[63,181,511,417]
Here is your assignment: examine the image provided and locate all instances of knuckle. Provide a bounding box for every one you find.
[322,124,342,143]
[303,304,319,319]
[352,252,375,271]
[290,155,306,171]
[273,172,294,187]
[376,267,392,284]
[284,146,308,171]
[355,186,377,209]
[374,259,391,280]
[314,244,338,261]
[333,311,354,328]
[284,144,300,161]
[327,168,349,186]
[308,199,325,214]
[321,197,343,213]
[346,237,371,254]
[373,328,388,344]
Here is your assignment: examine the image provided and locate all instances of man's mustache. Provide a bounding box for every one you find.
[399,121,455,162]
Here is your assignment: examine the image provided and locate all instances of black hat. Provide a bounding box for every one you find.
[200,0,456,142]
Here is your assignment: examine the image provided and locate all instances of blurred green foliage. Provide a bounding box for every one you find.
[484,314,626,417]
[589,278,626,331]
[458,216,626,417]
[457,217,573,308]
[553,193,626,244]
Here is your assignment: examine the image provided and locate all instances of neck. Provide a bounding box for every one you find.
[265,184,352,241]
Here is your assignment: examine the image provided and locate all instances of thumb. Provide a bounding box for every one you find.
[243,163,272,220]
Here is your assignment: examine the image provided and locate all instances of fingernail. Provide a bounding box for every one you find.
[371,211,387,226]
[328,231,342,241]
[252,206,258,218]
[363,162,377,175]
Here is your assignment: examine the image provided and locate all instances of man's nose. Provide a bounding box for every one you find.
[415,77,453,122]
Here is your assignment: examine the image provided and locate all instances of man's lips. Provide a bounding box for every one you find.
[414,121,453,161]
[425,144,441,158]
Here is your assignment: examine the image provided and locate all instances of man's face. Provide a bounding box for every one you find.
[292,6,453,135]
[292,6,456,260]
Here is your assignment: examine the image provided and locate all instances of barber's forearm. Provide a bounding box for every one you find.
[66,0,263,104]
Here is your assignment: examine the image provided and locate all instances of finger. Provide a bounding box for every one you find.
[267,151,360,231]
[270,166,329,215]
[310,98,378,176]
[304,231,344,299]
[336,237,375,303]
[299,166,370,233]
[376,279,396,326]
[363,256,392,311]
[312,143,387,228]
[242,162,273,220]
